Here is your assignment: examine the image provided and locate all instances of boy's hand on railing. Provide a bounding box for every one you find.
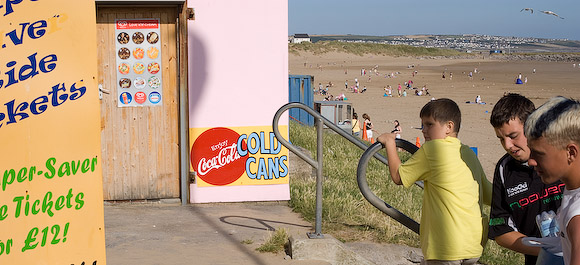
[377,132,397,147]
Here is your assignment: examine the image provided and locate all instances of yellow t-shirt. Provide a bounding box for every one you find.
[352,118,360,134]
[399,137,486,261]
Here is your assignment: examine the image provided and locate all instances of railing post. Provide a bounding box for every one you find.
[308,117,325,238]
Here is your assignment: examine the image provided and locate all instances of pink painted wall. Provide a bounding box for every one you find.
[187,0,290,203]
[187,0,289,128]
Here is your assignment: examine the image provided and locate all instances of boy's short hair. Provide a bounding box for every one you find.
[490,93,535,128]
[420,98,461,133]
[524,96,580,149]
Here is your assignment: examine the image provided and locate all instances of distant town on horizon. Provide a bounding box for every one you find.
[292,33,580,53]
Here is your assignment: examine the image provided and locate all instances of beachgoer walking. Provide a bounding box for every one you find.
[397,84,402,97]
[362,113,374,140]
[391,120,402,139]
[351,113,361,137]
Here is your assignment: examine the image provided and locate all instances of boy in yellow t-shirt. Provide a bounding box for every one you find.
[377,98,492,265]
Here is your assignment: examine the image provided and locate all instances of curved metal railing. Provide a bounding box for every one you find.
[357,141,420,234]
[273,102,422,237]
[273,102,389,238]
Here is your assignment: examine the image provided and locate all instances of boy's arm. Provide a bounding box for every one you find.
[482,174,492,206]
[568,216,580,265]
[377,133,402,185]
[495,231,540,256]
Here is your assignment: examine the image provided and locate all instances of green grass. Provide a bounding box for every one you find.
[240,239,254,245]
[256,229,289,253]
[287,121,523,265]
[289,40,466,57]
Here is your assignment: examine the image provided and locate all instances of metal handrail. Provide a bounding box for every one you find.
[357,142,420,234]
[273,103,390,168]
[272,102,420,238]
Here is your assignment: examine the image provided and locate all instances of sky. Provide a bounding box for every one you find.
[289,0,580,40]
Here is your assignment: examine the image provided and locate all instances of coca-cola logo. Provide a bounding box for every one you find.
[191,127,247,186]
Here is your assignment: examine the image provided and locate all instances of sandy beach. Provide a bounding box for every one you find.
[289,52,580,179]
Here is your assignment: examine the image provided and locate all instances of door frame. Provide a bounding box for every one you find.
[95,1,190,204]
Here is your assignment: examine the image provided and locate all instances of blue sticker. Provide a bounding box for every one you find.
[120,92,132,104]
[149,91,161,104]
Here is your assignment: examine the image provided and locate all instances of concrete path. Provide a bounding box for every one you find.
[104,201,420,265]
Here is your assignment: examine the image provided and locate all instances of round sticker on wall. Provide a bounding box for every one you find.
[134,91,146,104]
[118,63,130,75]
[147,47,159,59]
[147,62,160,74]
[117,32,129,44]
[118,47,130,60]
[148,91,161,104]
[148,76,160,89]
[134,77,146,89]
[119,78,131,89]
[120,92,132,105]
[147,32,159,44]
[133,47,144,60]
[132,32,144,44]
[191,127,248,186]
[133,63,145,74]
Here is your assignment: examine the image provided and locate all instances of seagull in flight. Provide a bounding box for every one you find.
[520,8,533,14]
[540,10,564,19]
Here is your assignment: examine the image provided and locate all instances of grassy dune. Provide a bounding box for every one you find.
[289,40,466,57]
[288,121,523,265]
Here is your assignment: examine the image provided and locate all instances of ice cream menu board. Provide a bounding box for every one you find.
[115,19,163,107]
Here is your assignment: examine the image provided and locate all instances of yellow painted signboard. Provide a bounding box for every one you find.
[0,0,106,264]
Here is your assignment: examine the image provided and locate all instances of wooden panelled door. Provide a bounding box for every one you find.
[96,7,180,200]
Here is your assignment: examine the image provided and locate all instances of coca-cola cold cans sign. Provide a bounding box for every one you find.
[191,127,288,186]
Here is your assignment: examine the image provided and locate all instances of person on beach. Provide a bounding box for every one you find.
[362,113,373,139]
[351,112,361,137]
[488,94,563,265]
[377,98,492,265]
[397,84,402,97]
[524,96,580,265]
[421,85,431,96]
[391,120,402,139]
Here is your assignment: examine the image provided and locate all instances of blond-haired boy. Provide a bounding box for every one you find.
[525,96,580,265]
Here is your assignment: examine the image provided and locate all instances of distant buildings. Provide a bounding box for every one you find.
[290,34,311,43]
[309,34,579,53]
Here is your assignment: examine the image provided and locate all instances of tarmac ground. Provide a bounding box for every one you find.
[104,201,331,265]
[104,201,422,265]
